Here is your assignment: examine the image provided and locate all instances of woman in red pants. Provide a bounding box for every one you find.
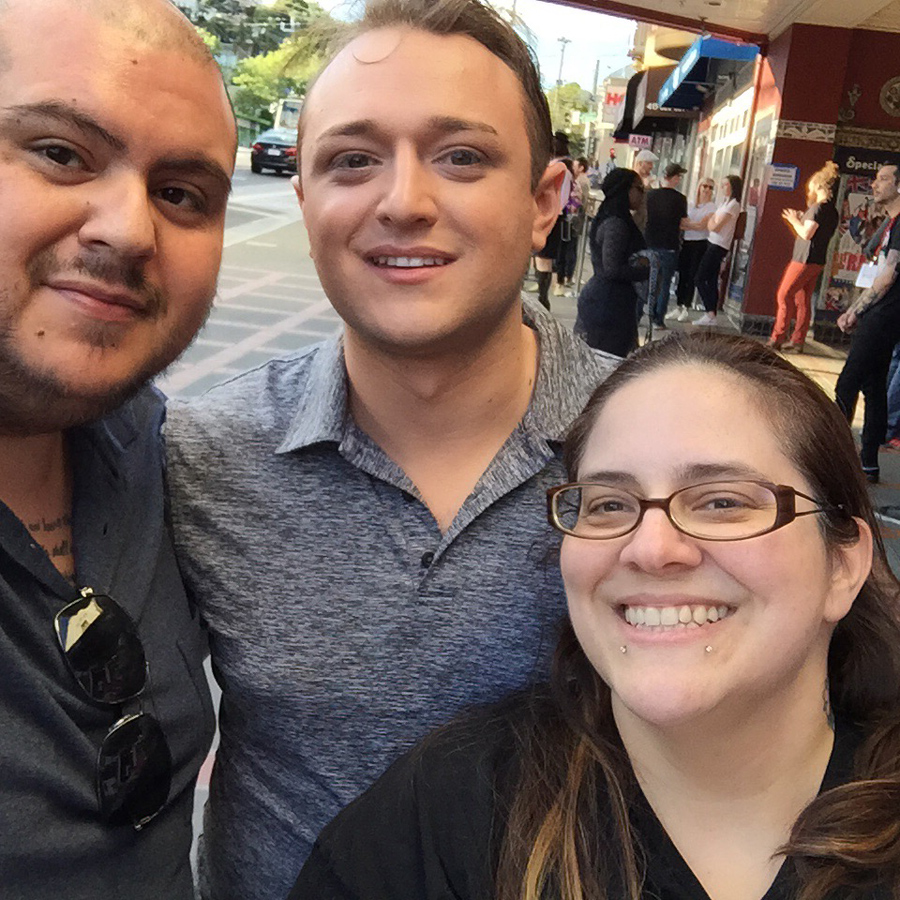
[768,162,840,351]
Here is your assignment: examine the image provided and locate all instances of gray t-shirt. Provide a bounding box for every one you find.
[165,301,617,900]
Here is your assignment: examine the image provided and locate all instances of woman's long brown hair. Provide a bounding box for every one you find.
[496,332,900,900]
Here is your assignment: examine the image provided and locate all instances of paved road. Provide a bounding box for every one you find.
[157,150,340,399]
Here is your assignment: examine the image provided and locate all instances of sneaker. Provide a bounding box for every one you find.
[863,467,880,485]
[766,338,783,350]
[676,307,690,322]
[886,437,900,452]
[694,313,717,326]
[652,319,667,331]
[783,342,804,353]
[664,307,681,321]
[553,284,566,297]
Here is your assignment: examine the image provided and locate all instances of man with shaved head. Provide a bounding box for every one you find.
[166,0,616,897]
[0,0,235,896]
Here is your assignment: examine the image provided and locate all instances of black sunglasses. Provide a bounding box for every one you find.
[54,587,172,830]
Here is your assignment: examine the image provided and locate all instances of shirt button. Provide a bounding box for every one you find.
[421,551,435,567]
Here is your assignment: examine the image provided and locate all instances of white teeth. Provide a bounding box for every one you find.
[374,256,448,268]
[622,604,731,629]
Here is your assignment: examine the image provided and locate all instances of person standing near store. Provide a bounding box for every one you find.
[575,168,648,356]
[668,178,716,322]
[644,162,688,328]
[768,162,840,351]
[693,175,743,326]
[835,163,900,483]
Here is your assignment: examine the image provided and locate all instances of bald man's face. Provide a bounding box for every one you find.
[0,3,236,432]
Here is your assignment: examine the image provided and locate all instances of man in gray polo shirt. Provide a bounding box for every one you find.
[165,1,617,897]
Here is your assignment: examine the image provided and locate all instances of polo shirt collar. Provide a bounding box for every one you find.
[276,336,348,453]
[276,299,600,455]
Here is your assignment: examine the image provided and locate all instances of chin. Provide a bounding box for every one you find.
[611,677,720,731]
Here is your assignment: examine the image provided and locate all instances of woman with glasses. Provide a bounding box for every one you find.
[574,167,648,357]
[668,179,717,322]
[292,332,900,900]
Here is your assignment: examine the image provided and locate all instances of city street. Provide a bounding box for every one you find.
[156,149,340,400]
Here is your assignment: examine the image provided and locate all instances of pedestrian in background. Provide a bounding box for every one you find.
[669,177,716,321]
[768,161,840,351]
[835,163,900,483]
[694,175,743,326]
[535,131,573,309]
[575,168,648,356]
[644,162,688,328]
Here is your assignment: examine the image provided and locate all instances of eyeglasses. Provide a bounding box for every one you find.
[55,587,172,830]
[700,184,714,190]
[547,480,841,542]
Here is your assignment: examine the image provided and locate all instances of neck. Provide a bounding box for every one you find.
[345,310,537,444]
[886,195,900,218]
[0,431,68,511]
[343,307,539,530]
[616,665,834,821]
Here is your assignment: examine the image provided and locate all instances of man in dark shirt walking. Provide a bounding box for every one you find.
[836,163,900,483]
[645,162,689,328]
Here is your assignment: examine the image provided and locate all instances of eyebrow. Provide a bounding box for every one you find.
[3,101,127,152]
[317,115,500,142]
[577,462,771,488]
[2,101,233,196]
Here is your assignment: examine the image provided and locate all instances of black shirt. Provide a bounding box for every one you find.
[791,200,839,265]
[291,695,882,900]
[863,214,900,322]
[645,187,688,251]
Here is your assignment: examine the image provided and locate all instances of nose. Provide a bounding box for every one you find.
[375,145,438,229]
[617,508,703,573]
[78,172,157,261]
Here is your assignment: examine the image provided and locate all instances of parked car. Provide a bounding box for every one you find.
[250,128,297,175]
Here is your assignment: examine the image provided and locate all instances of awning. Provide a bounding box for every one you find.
[613,68,699,139]
[658,35,758,110]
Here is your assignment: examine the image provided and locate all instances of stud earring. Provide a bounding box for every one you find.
[620,645,628,654]
[705,645,713,654]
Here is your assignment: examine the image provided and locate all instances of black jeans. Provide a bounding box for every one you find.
[835,309,900,469]
[676,240,708,308]
[694,243,728,313]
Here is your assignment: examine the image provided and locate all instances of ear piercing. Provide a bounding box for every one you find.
[620,645,627,654]
[705,645,713,653]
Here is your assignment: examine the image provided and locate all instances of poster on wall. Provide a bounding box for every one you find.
[819,174,885,313]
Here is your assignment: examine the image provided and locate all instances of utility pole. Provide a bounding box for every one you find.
[556,36,571,86]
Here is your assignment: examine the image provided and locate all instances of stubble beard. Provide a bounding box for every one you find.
[0,248,211,435]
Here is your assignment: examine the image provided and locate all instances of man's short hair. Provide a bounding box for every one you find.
[663,162,686,180]
[303,0,553,190]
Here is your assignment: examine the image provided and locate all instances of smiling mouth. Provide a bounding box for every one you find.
[621,604,733,629]
[370,256,450,268]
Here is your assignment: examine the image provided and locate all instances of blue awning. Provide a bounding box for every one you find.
[658,35,758,110]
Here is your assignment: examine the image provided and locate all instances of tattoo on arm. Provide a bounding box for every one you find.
[852,249,900,315]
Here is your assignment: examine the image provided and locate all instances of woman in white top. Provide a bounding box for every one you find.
[693,175,743,326]
[669,179,717,321]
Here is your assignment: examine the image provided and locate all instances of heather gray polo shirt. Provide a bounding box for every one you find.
[0,387,214,900]
[165,302,618,900]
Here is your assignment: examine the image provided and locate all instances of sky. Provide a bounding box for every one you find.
[312,0,636,91]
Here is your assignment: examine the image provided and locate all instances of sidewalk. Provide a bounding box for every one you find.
[539,281,900,575]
